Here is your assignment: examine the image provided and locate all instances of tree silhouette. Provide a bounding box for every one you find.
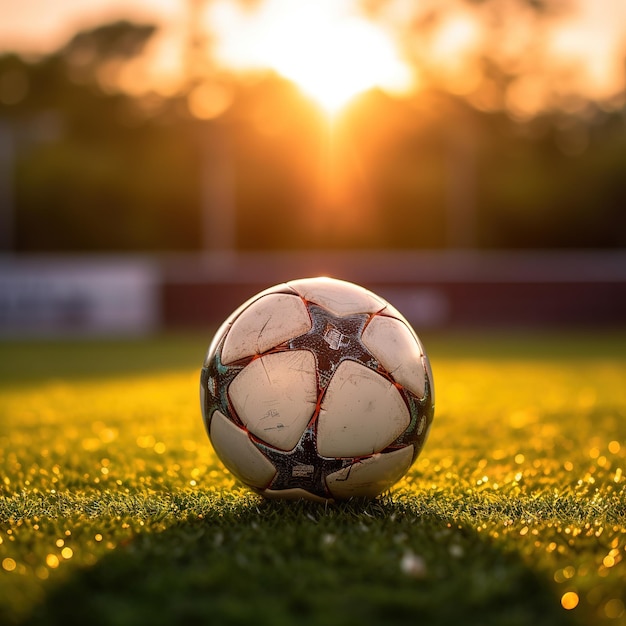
[0,8,625,253]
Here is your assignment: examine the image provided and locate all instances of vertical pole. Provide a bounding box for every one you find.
[186,0,236,258]
[202,122,236,255]
[445,120,476,249]
[186,0,209,85]
[0,120,14,252]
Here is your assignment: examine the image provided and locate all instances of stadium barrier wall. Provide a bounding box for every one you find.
[161,250,626,330]
[1,251,625,336]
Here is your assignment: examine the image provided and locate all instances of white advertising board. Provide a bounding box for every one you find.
[0,257,160,337]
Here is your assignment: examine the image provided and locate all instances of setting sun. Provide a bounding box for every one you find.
[208,0,414,113]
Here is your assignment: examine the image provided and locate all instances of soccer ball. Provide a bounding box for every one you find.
[200,277,435,502]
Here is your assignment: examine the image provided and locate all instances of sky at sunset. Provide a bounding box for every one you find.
[0,0,181,53]
[0,0,624,109]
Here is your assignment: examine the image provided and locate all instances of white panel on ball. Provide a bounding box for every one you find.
[229,350,318,450]
[288,277,385,316]
[317,360,410,457]
[362,315,426,398]
[210,410,276,488]
[326,446,414,499]
[222,294,311,365]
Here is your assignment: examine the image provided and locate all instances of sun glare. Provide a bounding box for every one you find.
[209,0,413,113]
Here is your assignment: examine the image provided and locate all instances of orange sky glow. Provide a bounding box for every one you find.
[0,0,624,115]
[206,0,414,112]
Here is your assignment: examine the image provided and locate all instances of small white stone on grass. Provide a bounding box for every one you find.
[400,551,427,578]
[449,544,464,558]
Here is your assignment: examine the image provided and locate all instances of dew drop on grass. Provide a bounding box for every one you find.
[61,547,73,560]
[608,441,621,455]
[2,558,16,572]
[35,566,49,580]
[602,555,615,568]
[45,554,59,569]
[561,591,579,610]
[604,598,625,619]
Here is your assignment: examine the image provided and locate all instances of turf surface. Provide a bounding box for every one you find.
[0,331,625,626]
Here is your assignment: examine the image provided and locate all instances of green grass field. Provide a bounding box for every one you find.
[1,331,625,626]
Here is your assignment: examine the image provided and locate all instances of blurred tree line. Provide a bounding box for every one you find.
[0,18,625,253]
